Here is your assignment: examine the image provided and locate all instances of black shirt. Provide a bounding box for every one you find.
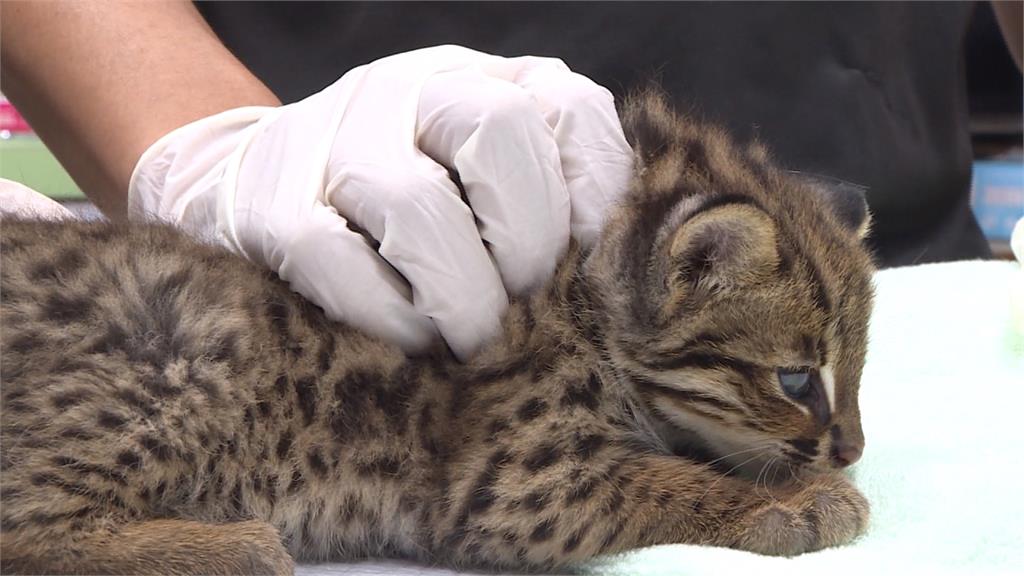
[198,1,992,268]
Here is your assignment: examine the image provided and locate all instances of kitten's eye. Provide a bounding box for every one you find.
[777,368,812,398]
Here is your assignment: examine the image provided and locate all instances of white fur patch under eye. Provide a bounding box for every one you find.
[820,365,836,412]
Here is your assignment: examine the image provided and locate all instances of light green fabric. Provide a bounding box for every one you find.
[0,138,84,200]
[580,260,1024,576]
[298,261,1024,576]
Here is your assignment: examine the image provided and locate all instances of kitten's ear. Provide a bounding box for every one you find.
[669,205,779,292]
[795,172,872,239]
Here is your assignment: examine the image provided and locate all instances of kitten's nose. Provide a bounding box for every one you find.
[830,439,863,468]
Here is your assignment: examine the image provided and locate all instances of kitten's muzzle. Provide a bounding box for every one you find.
[829,425,863,468]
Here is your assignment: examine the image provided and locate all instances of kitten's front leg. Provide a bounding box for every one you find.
[595,455,868,560]
[436,452,868,569]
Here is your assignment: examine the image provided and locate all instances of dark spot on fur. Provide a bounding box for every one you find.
[465,356,532,385]
[266,475,278,506]
[606,488,626,514]
[787,450,814,464]
[142,373,178,398]
[274,374,289,396]
[417,403,433,430]
[28,248,86,280]
[276,431,293,460]
[529,519,555,542]
[631,373,744,418]
[466,449,511,514]
[59,427,98,441]
[293,377,317,425]
[787,438,819,455]
[307,449,328,478]
[317,332,335,374]
[231,481,244,515]
[30,472,63,487]
[266,296,292,341]
[139,435,173,462]
[116,451,141,469]
[524,490,549,511]
[51,388,93,410]
[149,267,192,303]
[115,387,157,417]
[7,332,43,354]
[370,365,418,434]
[467,486,498,514]
[356,456,401,477]
[40,293,93,323]
[561,377,600,411]
[598,524,625,552]
[567,477,597,503]
[4,400,32,414]
[563,526,590,554]
[516,398,549,422]
[523,443,561,472]
[806,263,833,314]
[330,369,376,436]
[25,507,94,527]
[574,433,606,461]
[96,410,127,430]
[50,356,103,375]
[339,496,360,523]
[190,369,223,400]
[243,407,256,433]
[288,469,305,494]
[487,418,510,440]
[84,322,128,355]
[52,456,128,485]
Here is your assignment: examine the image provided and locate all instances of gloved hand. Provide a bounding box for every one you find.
[0,179,74,220]
[129,45,632,360]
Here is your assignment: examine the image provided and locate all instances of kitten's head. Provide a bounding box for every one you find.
[589,90,875,476]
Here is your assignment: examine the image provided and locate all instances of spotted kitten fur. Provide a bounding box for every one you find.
[1,92,874,575]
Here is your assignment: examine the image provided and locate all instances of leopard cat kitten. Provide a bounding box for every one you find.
[0,91,874,575]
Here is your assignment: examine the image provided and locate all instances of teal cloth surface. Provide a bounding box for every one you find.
[298,261,1024,576]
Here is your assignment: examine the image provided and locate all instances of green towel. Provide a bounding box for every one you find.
[298,261,1024,576]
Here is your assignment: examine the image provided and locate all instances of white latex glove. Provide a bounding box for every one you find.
[129,45,632,360]
[0,179,74,220]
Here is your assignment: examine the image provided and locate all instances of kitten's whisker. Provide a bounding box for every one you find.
[696,449,770,509]
[767,457,783,503]
[770,457,782,487]
[703,443,775,468]
[754,457,778,505]
[786,462,811,488]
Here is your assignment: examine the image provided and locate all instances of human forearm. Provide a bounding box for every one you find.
[0,0,279,218]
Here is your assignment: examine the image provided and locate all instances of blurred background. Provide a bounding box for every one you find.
[1,2,1021,256]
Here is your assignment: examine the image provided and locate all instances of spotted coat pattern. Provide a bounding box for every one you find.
[0,92,874,575]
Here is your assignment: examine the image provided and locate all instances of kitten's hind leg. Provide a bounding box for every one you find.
[1,518,294,575]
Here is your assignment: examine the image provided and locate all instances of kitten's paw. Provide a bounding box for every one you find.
[733,474,869,556]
